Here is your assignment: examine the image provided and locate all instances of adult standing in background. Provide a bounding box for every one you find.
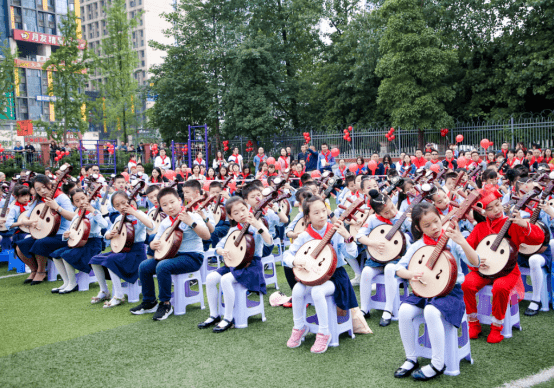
[297,144,318,172]
[25,142,35,165]
[317,143,336,172]
[253,147,267,174]
[14,141,24,168]
[227,146,243,170]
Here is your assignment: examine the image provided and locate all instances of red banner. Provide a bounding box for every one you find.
[24,136,48,143]
[13,29,86,50]
[17,120,33,136]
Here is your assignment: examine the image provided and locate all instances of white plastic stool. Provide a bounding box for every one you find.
[218,282,266,328]
[303,294,355,347]
[520,267,550,311]
[368,274,410,321]
[171,270,204,315]
[413,313,473,376]
[261,254,279,290]
[47,259,59,282]
[201,248,221,284]
[272,237,284,264]
[75,269,98,292]
[477,285,521,338]
[121,280,142,303]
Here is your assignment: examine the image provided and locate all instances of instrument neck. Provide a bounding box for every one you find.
[491,217,512,251]
[529,203,541,225]
[0,184,15,217]
[310,223,337,259]
[426,221,454,270]
[101,185,111,205]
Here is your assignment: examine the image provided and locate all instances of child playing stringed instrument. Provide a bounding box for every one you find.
[283,195,358,354]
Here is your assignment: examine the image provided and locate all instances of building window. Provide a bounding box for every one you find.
[141,60,144,67]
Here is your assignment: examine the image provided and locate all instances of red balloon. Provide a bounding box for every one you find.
[56,150,61,156]
[310,170,321,178]
[457,156,467,168]
[367,160,377,171]
[274,162,282,171]
[331,148,340,157]
[346,136,351,142]
[267,157,276,165]
[480,139,490,149]
[65,151,70,155]
[489,141,494,147]
[54,157,59,161]
[343,129,348,134]
[390,135,395,140]
[348,163,358,173]
[348,126,353,131]
[456,134,463,143]
[343,135,348,140]
[430,164,440,173]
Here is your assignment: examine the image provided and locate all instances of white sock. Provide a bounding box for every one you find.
[52,258,69,289]
[206,271,222,318]
[91,264,109,294]
[528,254,546,309]
[62,260,77,290]
[220,273,237,321]
[310,281,336,335]
[491,316,504,326]
[345,255,361,277]
[292,282,308,330]
[383,263,397,316]
[398,303,423,364]
[422,305,445,376]
[108,269,124,299]
[359,266,383,314]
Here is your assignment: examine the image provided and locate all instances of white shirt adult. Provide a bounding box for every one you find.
[227,148,243,170]
[154,151,172,170]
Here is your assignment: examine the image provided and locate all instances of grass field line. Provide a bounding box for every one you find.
[0,273,24,280]
[502,366,554,387]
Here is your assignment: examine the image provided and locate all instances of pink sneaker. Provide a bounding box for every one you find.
[310,333,331,354]
[287,326,308,348]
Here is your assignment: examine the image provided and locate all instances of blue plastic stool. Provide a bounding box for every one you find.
[8,250,25,273]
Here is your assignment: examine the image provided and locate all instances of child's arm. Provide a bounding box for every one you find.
[124,205,154,230]
[444,223,479,267]
[247,213,272,245]
[180,211,210,240]
[46,197,76,221]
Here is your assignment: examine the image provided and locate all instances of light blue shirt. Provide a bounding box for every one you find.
[263,208,283,237]
[285,211,304,234]
[355,212,411,243]
[317,152,336,171]
[154,212,205,254]
[395,238,472,285]
[6,203,31,230]
[106,212,153,243]
[217,224,273,259]
[283,224,358,269]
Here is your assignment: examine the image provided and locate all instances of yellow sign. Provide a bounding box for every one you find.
[81,103,86,122]
[42,0,47,11]
[102,97,107,133]
[10,7,15,29]
[47,71,55,121]
[131,95,135,114]
[14,68,19,97]
[75,0,82,39]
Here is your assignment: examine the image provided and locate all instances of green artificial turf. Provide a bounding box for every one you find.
[1,261,554,388]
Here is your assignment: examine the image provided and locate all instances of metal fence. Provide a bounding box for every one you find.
[79,140,117,174]
[0,150,44,169]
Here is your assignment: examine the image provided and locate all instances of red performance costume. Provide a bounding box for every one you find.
[462,189,544,343]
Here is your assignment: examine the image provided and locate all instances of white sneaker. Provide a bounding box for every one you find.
[351,274,361,286]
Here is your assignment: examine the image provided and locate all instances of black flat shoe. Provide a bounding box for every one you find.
[411,364,446,381]
[198,316,221,329]
[30,272,46,285]
[23,279,33,284]
[59,285,79,294]
[212,319,234,333]
[394,359,419,378]
[361,310,371,319]
[379,317,392,327]
[524,301,542,316]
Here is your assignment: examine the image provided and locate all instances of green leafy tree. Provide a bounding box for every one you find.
[92,0,140,143]
[0,41,18,122]
[375,0,457,146]
[33,12,89,144]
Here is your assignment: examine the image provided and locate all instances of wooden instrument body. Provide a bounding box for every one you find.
[223,229,256,269]
[154,226,184,260]
[67,218,91,248]
[408,246,458,298]
[519,220,550,256]
[290,216,306,244]
[292,240,338,286]
[348,209,372,239]
[476,234,518,279]
[366,224,407,264]
[0,180,16,232]
[213,204,226,225]
[110,219,136,253]
[17,211,31,233]
[29,203,61,239]
[147,207,166,236]
[279,199,291,216]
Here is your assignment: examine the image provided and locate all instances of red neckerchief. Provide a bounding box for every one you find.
[407,196,411,205]
[306,223,333,240]
[15,201,28,213]
[415,156,426,167]
[160,156,167,164]
[230,154,239,163]
[237,223,246,230]
[507,157,516,167]
[279,156,289,169]
[376,215,392,225]
[357,164,365,172]
[41,189,62,203]
[436,204,452,215]
[501,149,508,158]
[256,154,265,161]
[531,156,543,165]
[322,150,331,162]
[206,176,215,181]
[129,158,136,164]
[430,159,440,164]
[485,215,508,234]
[268,172,278,177]
[151,177,159,183]
[241,173,248,179]
[306,152,311,163]
[78,208,90,216]
[354,190,361,199]
[423,231,444,246]
[169,207,185,225]
[445,158,455,169]
[338,166,347,177]
[79,175,85,182]
[195,158,203,165]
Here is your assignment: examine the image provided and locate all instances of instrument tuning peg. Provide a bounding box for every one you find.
[456,190,468,199]
[471,206,485,215]
[349,215,357,222]
[338,204,347,210]
[511,195,520,201]
[449,202,460,208]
